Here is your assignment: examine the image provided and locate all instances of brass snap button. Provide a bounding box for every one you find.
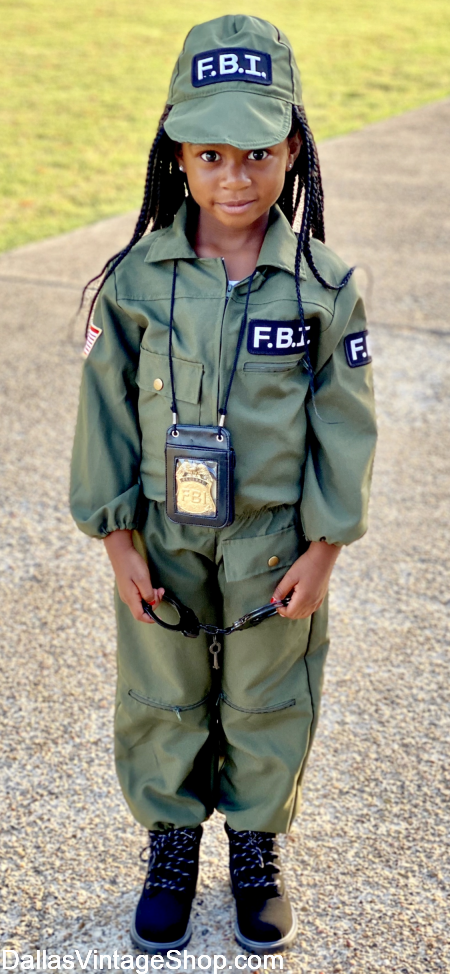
[153,378,164,391]
[268,555,279,568]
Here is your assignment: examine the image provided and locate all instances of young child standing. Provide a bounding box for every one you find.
[70,14,377,954]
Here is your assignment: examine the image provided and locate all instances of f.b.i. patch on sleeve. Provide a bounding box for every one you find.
[344,330,372,367]
[247,320,312,355]
[82,324,102,359]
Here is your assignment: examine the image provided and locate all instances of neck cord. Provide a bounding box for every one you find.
[168,262,255,434]
[168,259,178,425]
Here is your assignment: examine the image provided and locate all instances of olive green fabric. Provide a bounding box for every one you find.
[164,15,302,150]
[70,202,377,546]
[114,501,328,833]
[70,201,377,832]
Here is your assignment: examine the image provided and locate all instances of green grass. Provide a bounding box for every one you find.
[1,0,450,251]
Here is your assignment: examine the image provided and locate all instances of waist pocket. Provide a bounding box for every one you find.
[221,523,303,584]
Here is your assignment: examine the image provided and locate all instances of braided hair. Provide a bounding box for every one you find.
[82,103,353,338]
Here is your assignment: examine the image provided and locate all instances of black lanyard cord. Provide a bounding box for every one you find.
[168,261,255,430]
[168,259,178,425]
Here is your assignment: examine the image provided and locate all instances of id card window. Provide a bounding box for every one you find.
[175,458,217,517]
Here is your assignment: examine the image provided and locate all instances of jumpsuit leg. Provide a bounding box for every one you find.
[215,505,329,833]
[114,502,329,833]
[114,502,220,831]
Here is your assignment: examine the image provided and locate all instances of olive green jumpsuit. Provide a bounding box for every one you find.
[70,202,377,833]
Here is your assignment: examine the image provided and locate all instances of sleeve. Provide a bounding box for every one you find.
[70,270,144,539]
[300,277,378,546]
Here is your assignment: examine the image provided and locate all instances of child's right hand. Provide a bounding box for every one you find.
[103,529,165,623]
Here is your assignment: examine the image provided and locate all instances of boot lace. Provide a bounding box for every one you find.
[140,827,200,894]
[228,828,280,890]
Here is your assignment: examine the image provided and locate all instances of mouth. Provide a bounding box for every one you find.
[216,200,256,212]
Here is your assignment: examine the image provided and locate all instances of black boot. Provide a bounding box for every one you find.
[225,824,297,951]
[131,826,203,952]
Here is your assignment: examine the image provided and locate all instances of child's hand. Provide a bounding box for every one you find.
[103,529,165,624]
[271,540,340,619]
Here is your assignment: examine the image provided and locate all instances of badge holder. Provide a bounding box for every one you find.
[164,262,254,529]
[165,422,235,528]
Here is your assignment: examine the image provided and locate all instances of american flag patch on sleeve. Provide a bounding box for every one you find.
[82,324,102,358]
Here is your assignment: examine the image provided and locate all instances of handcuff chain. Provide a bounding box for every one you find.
[201,623,228,636]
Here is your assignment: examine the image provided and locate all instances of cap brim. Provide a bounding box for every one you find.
[164,90,292,149]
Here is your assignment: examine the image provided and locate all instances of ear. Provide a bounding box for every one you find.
[174,143,184,167]
[286,131,302,170]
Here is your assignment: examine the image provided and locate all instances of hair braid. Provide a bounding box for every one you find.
[289,105,353,293]
[81,107,186,333]
[279,105,355,403]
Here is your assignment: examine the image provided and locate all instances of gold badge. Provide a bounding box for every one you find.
[175,459,217,516]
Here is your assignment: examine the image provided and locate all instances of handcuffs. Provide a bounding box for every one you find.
[142,592,291,637]
[141,592,292,669]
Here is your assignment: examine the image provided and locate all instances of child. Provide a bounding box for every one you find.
[70,14,377,954]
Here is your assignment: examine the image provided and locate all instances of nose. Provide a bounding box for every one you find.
[220,159,252,191]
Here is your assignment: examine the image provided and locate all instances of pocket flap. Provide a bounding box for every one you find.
[222,524,300,583]
[137,347,203,404]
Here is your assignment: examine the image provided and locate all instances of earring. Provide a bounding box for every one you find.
[288,162,293,170]
[179,165,185,172]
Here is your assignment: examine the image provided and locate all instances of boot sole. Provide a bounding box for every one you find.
[130,911,192,954]
[234,909,298,952]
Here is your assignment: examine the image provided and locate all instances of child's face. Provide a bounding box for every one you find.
[175,135,300,230]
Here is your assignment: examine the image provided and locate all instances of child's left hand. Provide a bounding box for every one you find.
[271,540,341,619]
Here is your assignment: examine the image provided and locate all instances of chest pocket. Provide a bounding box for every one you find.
[136,347,203,460]
[242,360,302,374]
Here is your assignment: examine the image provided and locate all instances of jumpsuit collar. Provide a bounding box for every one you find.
[144,201,307,280]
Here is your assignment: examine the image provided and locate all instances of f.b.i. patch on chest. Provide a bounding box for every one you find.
[344,330,372,367]
[247,320,312,356]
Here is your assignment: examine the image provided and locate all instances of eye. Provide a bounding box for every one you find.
[248,150,269,161]
[200,150,220,163]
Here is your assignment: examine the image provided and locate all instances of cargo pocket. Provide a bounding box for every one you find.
[128,689,210,723]
[219,690,299,738]
[115,690,211,753]
[136,347,203,463]
[220,691,296,714]
[221,523,302,584]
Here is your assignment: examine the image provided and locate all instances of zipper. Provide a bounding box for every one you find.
[223,258,233,304]
[220,691,296,714]
[217,259,253,420]
[128,689,210,722]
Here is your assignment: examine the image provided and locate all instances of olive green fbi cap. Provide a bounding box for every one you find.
[164,15,302,150]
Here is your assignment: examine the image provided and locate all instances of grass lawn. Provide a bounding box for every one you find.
[1,0,449,251]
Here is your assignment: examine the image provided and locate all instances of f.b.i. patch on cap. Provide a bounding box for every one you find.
[344,330,372,367]
[82,323,102,358]
[192,49,272,87]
